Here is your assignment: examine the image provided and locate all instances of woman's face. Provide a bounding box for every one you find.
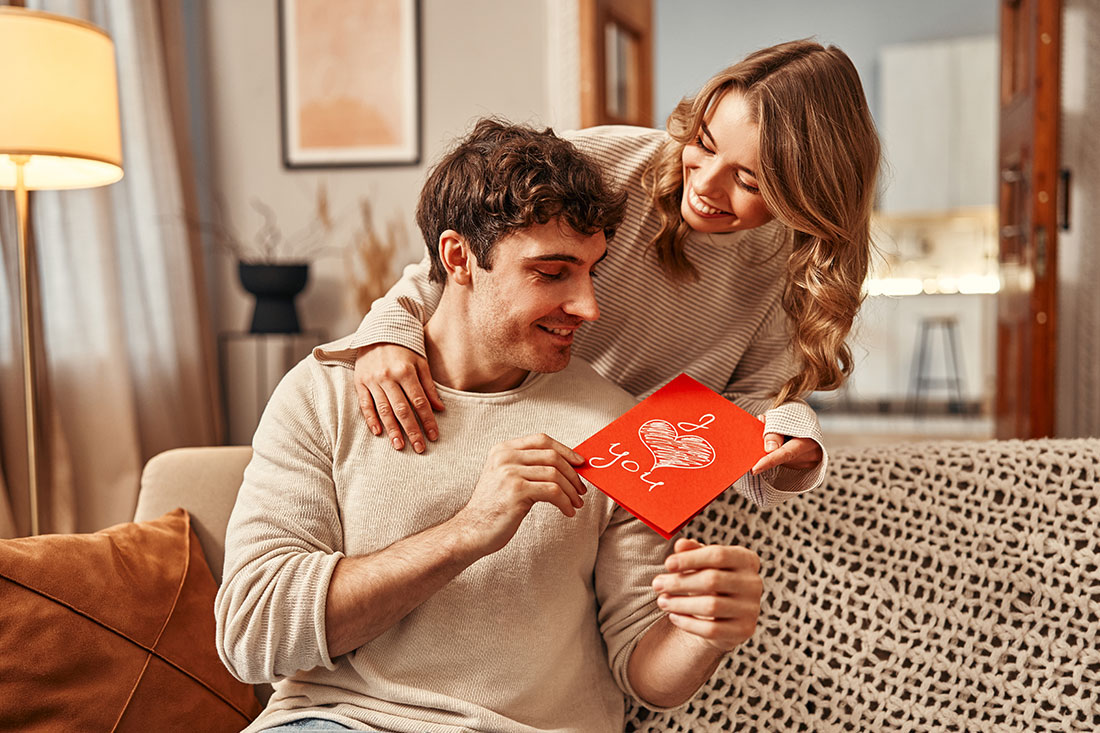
[680,91,774,234]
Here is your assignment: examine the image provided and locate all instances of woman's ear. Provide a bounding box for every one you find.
[438,230,473,285]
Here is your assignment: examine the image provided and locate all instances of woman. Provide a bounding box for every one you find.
[328,39,880,507]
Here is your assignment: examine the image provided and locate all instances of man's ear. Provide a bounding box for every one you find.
[438,230,474,286]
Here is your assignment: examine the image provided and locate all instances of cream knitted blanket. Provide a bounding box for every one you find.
[626,438,1100,732]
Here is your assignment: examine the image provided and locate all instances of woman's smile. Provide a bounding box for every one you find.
[687,186,733,218]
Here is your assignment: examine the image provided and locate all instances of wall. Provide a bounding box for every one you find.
[195,0,555,441]
[201,0,551,338]
[1057,0,1100,437]
[653,0,998,124]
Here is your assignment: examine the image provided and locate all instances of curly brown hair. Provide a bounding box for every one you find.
[644,40,881,405]
[417,118,627,283]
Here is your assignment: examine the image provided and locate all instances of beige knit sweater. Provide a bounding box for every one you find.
[340,125,828,508]
[215,353,674,733]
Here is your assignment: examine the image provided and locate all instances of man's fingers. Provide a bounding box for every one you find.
[666,611,758,648]
[674,537,704,554]
[509,433,585,465]
[523,465,585,509]
[664,543,760,574]
[657,592,741,618]
[515,449,587,495]
[654,567,762,599]
[531,480,580,517]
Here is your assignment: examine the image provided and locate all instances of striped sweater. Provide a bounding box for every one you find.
[325,125,828,507]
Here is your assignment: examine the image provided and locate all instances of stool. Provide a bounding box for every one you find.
[908,316,966,415]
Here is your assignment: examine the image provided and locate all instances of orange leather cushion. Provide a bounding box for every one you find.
[0,508,262,732]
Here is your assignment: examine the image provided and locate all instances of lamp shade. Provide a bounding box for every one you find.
[0,7,123,190]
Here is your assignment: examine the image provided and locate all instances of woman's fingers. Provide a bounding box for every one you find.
[395,371,439,450]
[367,382,405,450]
[355,380,383,436]
[354,345,445,452]
[417,359,447,413]
[750,435,822,474]
[377,379,429,453]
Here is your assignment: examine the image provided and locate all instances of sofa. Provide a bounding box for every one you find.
[2,438,1097,732]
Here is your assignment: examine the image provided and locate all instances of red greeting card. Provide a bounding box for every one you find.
[575,373,767,538]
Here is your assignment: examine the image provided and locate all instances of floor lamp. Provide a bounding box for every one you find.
[0,8,123,536]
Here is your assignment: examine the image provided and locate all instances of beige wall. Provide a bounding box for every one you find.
[200,0,558,441]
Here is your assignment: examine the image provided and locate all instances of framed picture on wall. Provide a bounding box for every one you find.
[278,0,420,168]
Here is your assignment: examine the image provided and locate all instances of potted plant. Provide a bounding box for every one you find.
[197,186,335,334]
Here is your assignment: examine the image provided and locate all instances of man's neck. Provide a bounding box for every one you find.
[424,296,529,393]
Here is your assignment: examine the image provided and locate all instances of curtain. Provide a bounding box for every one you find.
[0,0,221,536]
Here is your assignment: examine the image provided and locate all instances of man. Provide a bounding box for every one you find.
[215,120,762,733]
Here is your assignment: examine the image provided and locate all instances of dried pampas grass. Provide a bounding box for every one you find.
[349,199,407,315]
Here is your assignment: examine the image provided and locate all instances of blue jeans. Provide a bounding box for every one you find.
[260,719,359,732]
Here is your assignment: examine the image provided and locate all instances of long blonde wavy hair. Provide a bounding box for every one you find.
[643,40,880,405]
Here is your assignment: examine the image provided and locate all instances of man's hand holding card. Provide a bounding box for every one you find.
[577,373,769,680]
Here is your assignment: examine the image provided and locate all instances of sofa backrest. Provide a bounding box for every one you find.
[135,446,252,584]
[625,437,1100,732]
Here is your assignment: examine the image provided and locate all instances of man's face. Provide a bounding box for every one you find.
[467,220,606,385]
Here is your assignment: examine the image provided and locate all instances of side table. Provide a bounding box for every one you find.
[218,330,326,445]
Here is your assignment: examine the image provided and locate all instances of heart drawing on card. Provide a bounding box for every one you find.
[639,419,715,473]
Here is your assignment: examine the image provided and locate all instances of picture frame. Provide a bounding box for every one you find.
[278,0,421,168]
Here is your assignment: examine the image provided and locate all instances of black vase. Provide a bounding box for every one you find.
[238,262,310,334]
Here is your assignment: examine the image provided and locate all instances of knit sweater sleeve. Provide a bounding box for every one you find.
[593,505,673,707]
[721,297,829,508]
[214,359,344,684]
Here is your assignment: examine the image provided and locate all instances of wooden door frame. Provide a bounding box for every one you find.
[578,0,653,128]
[995,0,1061,438]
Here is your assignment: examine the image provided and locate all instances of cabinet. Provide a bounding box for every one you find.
[879,36,998,214]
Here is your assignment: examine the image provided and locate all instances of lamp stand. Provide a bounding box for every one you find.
[12,155,41,536]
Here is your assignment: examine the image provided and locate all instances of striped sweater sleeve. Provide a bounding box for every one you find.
[722,297,828,507]
[346,256,442,359]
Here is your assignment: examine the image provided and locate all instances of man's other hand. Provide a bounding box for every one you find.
[651,538,763,652]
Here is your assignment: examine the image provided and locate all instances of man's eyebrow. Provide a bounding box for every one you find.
[525,250,609,266]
